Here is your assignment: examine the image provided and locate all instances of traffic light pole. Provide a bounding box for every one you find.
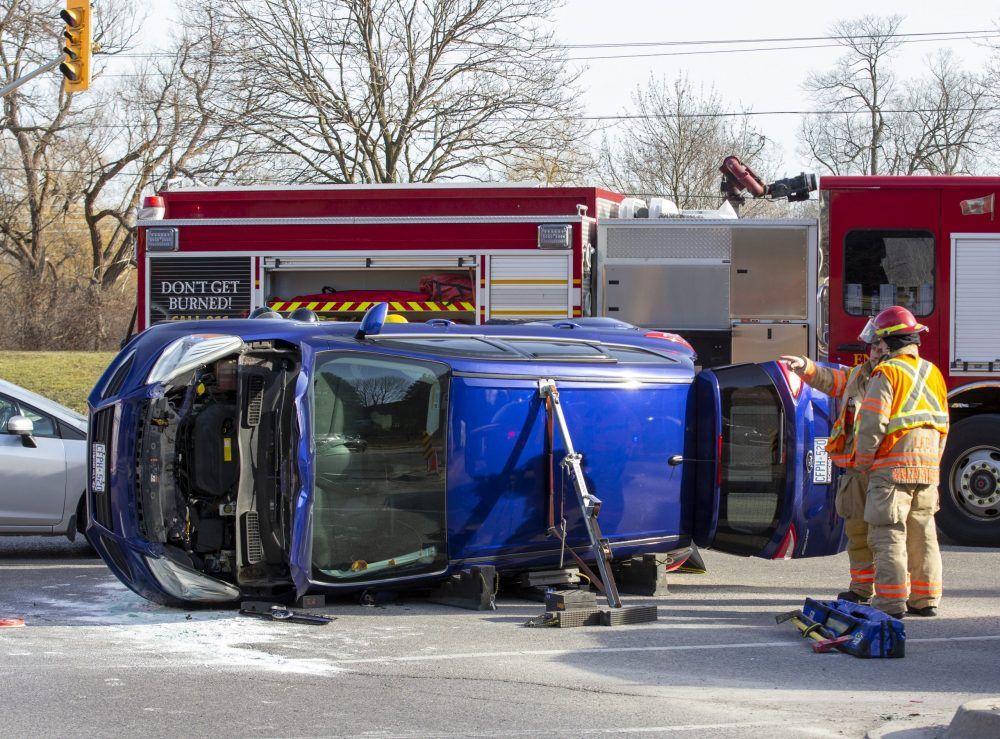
[0,57,62,99]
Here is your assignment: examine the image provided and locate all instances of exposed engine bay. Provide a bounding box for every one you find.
[138,340,301,598]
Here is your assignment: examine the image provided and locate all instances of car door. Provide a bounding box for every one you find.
[0,395,69,528]
[692,361,845,559]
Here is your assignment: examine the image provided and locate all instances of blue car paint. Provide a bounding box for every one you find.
[693,362,846,560]
[86,313,843,607]
[445,377,691,565]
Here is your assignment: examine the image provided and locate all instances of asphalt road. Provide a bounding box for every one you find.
[0,536,997,738]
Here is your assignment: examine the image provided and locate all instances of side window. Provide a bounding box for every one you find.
[843,230,935,316]
[0,396,17,432]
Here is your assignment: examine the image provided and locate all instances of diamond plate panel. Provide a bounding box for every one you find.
[604,225,732,260]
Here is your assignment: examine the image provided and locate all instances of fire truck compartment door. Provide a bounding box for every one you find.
[730,227,809,320]
[950,235,1000,373]
[730,323,809,364]
[488,254,571,319]
[693,362,845,559]
[604,263,730,329]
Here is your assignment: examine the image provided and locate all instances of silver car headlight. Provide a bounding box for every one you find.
[145,556,240,603]
[146,334,244,385]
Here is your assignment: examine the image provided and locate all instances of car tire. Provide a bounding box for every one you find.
[938,415,1000,547]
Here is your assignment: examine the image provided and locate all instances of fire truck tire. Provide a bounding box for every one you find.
[937,415,1000,547]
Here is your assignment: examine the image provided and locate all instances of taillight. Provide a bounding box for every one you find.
[772,525,797,560]
[777,360,803,398]
[644,331,695,353]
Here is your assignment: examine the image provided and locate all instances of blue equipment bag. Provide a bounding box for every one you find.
[801,598,906,658]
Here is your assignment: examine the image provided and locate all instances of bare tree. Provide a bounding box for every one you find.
[205,0,583,183]
[0,0,79,285]
[799,15,904,176]
[894,51,992,175]
[598,74,771,210]
[352,375,411,406]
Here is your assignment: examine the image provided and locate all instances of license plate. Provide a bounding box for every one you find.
[812,437,831,484]
[91,443,106,493]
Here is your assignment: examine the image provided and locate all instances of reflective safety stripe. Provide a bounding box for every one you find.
[910,580,942,594]
[269,300,476,313]
[830,370,847,398]
[850,568,876,584]
[861,398,888,414]
[875,584,908,594]
[877,322,912,336]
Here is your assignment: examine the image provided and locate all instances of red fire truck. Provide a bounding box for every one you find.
[821,177,1000,547]
[135,184,623,330]
[135,177,1000,546]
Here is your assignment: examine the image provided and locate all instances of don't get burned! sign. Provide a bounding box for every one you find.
[148,257,253,323]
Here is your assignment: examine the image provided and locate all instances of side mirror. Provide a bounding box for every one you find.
[7,415,36,448]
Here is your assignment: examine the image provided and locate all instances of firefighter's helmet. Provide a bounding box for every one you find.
[384,314,408,323]
[872,305,927,338]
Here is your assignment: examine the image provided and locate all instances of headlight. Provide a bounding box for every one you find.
[146,334,244,385]
[145,556,240,603]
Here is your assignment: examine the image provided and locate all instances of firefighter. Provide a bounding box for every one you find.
[780,334,885,604]
[853,306,949,618]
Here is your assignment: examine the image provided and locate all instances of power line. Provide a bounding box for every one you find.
[100,29,1000,64]
[6,105,995,134]
[109,28,999,57]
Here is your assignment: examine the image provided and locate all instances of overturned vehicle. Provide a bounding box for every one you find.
[87,306,845,608]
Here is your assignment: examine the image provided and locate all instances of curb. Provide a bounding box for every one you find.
[945,697,1000,738]
[866,697,1000,739]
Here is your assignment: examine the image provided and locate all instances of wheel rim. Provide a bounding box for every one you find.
[949,447,1000,522]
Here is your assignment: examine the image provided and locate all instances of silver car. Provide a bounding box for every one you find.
[0,379,88,541]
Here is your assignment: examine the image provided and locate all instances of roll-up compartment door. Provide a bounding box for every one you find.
[951,236,1000,373]
[488,254,571,320]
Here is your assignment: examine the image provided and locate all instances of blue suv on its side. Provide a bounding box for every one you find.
[86,306,844,607]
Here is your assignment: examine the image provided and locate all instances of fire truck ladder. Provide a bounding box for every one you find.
[538,378,622,609]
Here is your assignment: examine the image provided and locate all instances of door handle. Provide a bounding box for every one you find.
[836,343,866,352]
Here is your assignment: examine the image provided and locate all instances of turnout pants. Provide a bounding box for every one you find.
[864,470,943,613]
[836,471,874,600]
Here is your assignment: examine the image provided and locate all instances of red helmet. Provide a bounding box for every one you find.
[872,306,927,338]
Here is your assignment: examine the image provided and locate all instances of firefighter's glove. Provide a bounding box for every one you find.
[780,355,806,373]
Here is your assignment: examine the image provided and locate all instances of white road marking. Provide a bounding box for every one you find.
[327,634,1000,665]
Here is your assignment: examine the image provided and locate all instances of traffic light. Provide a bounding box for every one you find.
[59,1,92,93]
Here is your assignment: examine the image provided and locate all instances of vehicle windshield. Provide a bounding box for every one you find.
[310,351,450,583]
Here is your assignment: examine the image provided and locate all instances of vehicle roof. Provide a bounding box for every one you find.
[820,175,1000,190]
[0,378,87,425]
[120,318,695,386]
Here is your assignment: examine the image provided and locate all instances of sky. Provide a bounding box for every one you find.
[140,0,999,179]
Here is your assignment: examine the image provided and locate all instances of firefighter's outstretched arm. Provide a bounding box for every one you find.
[853,373,894,472]
[781,356,848,399]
